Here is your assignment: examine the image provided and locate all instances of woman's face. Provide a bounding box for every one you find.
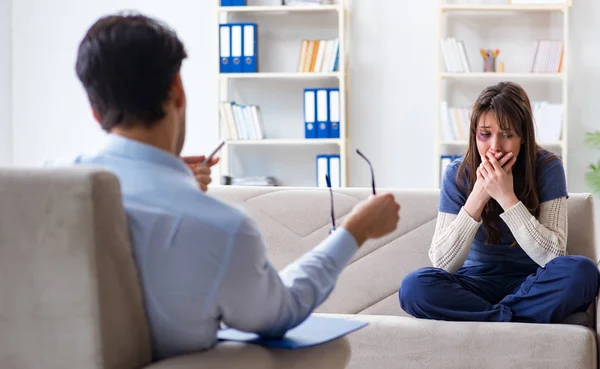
[476,111,522,161]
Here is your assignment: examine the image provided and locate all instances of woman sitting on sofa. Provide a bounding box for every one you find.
[399,81,599,323]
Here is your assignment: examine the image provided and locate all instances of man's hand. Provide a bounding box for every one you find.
[182,156,220,192]
[342,193,401,247]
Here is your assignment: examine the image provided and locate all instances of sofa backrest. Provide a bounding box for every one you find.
[0,168,151,369]
[210,186,598,318]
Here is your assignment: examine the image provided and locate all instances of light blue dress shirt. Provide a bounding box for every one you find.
[61,135,358,360]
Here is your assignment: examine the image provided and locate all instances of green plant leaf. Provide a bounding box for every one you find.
[585,170,600,194]
[585,131,600,149]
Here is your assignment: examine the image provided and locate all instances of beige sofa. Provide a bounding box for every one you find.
[1,168,599,369]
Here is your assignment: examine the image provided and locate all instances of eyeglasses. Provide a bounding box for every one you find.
[355,149,376,195]
[326,149,376,234]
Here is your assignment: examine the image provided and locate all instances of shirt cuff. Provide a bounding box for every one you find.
[500,201,534,230]
[457,206,483,229]
[313,228,359,270]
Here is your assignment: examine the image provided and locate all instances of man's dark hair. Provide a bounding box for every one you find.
[75,13,187,132]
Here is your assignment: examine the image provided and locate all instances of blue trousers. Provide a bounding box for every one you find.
[399,255,600,323]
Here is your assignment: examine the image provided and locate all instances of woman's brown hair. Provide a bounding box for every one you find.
[457,81,557,245]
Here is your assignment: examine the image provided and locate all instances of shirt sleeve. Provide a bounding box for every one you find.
[216,216,358,338]
[428,209,482,273]
[501,197,568,267]
[537,156,569,203]
[439,160,468,215]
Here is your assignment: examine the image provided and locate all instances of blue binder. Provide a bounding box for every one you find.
[304,89,317,139]
[242,23,258,73]
[230,24,243,73]
[328,88,340,138]
[328,155,341,187]
[316,154,341,187]
[230,0,246,5]
[220,0,231,6]
[316,89,330,138]
[316,155,329,187]
[219,24,231,73]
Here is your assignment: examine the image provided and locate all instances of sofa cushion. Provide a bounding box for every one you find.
[324,314,597,369]
[145,337,351,369]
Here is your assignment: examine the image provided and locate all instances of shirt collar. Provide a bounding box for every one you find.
[101,134,193,176]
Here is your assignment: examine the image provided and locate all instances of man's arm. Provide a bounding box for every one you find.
[216,216,358,338]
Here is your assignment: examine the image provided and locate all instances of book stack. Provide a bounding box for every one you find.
[439,102,471,141]
[297,39,340,73]
[220,102,266,141]
[440,38,471,73]
[530,40,564,73]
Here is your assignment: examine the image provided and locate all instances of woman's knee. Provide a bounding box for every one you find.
[399,267,448,312]
[551,255,599,296]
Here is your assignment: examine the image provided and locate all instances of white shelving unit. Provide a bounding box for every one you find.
[217,1,350,187]
[435,0,571,186]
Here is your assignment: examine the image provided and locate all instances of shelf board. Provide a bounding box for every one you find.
[225,139,342,146]
[440,4,568,12]
[220,72,342,80]
[440,140,564,148]
[440,140,468,146]
[218,5,342,13]
[440,72,564,80]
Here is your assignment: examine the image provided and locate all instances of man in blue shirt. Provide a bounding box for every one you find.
[68,13,401,361]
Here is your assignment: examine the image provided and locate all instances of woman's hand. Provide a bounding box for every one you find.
[479,150,519,210]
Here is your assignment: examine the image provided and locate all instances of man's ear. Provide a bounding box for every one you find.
[92,107,102,125]
[172,72,186,109]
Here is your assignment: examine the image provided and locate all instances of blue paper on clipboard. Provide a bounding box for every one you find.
[217,315,368,349]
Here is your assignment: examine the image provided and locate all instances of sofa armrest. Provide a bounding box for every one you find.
[144,337,351,369]
[0,168,151,369]
[596,294,600,369]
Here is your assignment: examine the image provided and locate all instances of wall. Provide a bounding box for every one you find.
[567,0,600,244]
[10,0,600,194]
[0,0,11,165]
[11,0,219,166]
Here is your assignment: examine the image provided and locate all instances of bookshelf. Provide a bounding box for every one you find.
[435,0,571,186]
[216,1,349,187]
